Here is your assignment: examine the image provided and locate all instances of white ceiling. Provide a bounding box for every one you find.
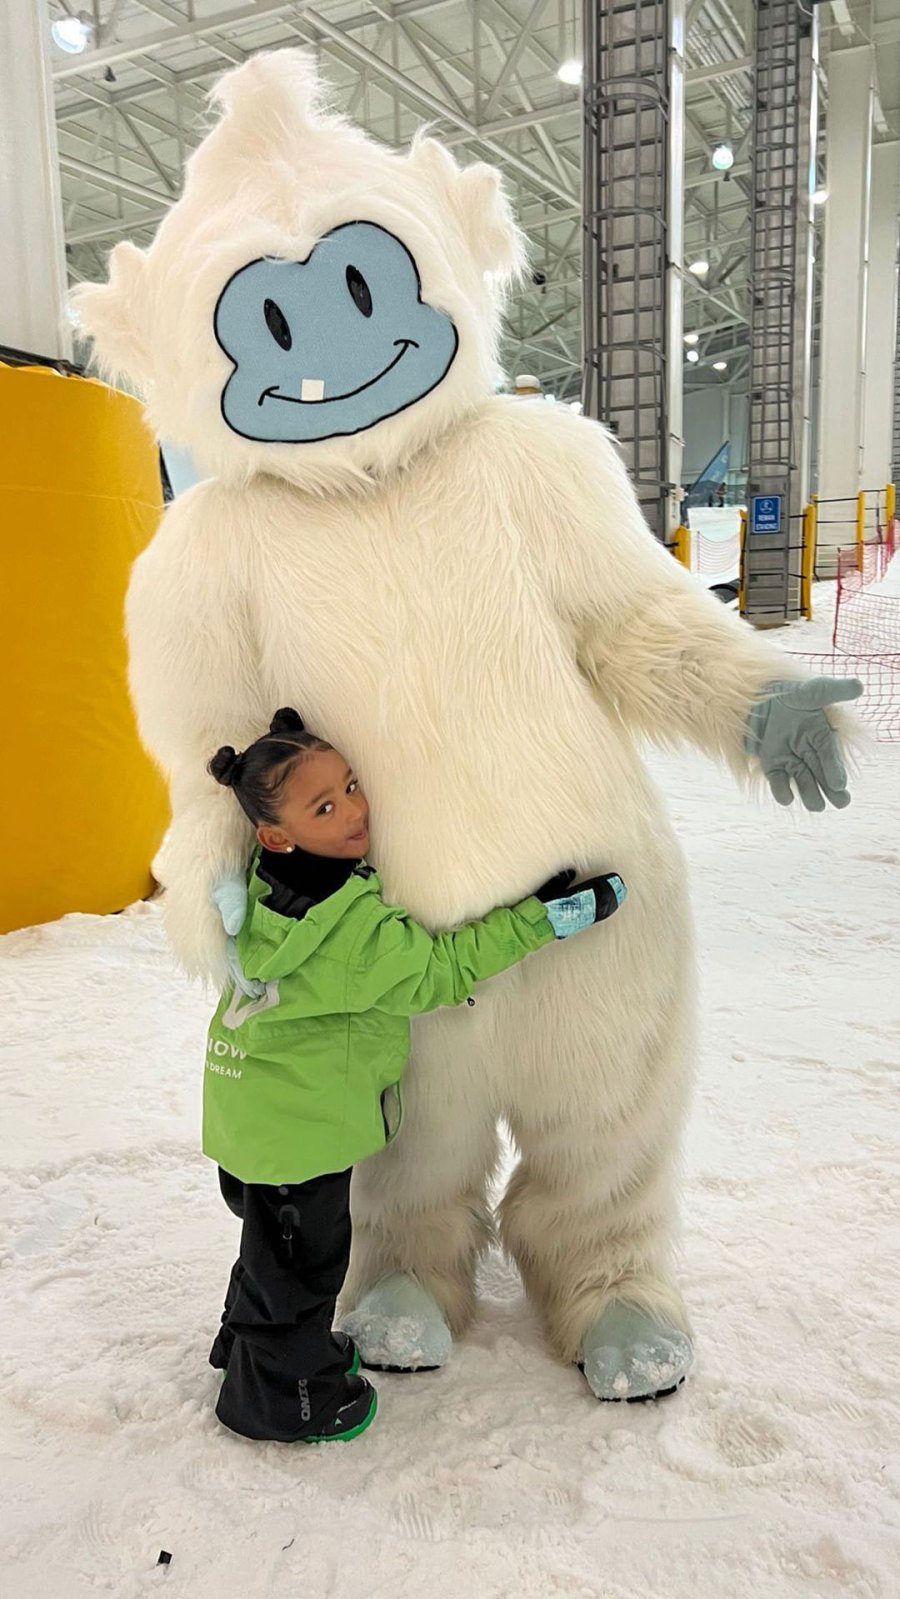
[48,0,900,399]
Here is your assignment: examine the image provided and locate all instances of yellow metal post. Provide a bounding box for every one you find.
[811,495,818,594]
[801,505,812,620]
[886,482,896,528]
[856,490,866,570]
[674,524,690,569]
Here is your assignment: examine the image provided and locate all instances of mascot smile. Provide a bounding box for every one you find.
[215,223,459,442]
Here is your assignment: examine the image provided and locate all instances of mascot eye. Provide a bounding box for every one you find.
[346,265,373,318]
[263,298,292,351]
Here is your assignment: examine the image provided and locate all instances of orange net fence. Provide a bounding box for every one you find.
[787,520,900,742]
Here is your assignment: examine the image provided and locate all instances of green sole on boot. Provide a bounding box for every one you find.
[301,1386,378,1445]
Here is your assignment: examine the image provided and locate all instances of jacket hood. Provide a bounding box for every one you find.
[237,860,379,983]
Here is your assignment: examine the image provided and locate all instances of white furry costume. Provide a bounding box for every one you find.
[76,53,813,1391]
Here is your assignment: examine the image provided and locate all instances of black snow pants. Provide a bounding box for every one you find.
[210,1166,354,1442]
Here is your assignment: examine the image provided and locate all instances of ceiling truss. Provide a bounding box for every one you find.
[51,0,764,396]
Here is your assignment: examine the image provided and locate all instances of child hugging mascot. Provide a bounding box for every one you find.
[76,51,858,1401]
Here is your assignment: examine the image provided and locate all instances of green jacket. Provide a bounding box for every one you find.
[204,861,556,1185]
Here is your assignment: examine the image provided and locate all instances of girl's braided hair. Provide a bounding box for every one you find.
[208,708,331,827]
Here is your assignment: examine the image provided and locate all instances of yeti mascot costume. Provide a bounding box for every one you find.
[76,51,858,1401]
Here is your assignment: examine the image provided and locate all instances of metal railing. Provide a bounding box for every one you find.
[694,482,899,623]
[669,485,897,626]
[812,487,894,575]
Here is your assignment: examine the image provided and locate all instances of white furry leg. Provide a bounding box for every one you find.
[499,1121,691,1367]
[495,883,696,1377]
[340,1007,500,1352]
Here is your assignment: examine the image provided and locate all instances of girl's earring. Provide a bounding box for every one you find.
[284,845,295,853]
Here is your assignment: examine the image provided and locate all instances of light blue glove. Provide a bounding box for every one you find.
[224,935,265,1001]
[212,874,248,935]
[745,676,862,811]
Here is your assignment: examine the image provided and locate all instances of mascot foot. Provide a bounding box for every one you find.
[340,1273,452,1372]
[579,1301,693,1402]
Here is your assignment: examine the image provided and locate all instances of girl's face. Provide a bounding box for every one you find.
[257,749,370,860]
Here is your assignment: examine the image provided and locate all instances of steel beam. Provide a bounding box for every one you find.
[300,9,577,202]
[685,54,752,83]
[58,155,170,206]
[67,207,170,244]
[52,0,464,79]
[481,0,551,123]
[115,107,178,192]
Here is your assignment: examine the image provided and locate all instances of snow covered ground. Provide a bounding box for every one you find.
[3,588,899,1599]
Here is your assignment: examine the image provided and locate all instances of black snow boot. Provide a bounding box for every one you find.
[300,1374,378,1444]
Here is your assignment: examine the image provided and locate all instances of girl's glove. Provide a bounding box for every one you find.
[537,871,628,939]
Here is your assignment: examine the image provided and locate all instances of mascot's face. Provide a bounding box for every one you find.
[215,223,459,443]
[73,51,524,487]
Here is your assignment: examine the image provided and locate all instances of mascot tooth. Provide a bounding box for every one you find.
[74,50,855,1400]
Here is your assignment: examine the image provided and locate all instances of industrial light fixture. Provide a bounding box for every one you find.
[686,350,700,364]
[683,331,699,346]
[812,187,829,206]
[712,360,728,371]
[557,59,583,85]
[688,259,710,277]
[711,143,734,172]
[51,12,94,52]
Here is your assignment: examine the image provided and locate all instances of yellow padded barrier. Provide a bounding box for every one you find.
[0,365,169,933]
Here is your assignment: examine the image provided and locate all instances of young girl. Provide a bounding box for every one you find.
[204,708,627,1445]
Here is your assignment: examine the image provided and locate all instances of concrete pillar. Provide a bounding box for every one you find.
[862,141,900,495]
[817,47,874,552]
[0,1,71,359]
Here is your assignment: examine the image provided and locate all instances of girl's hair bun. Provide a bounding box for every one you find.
[208,745,243,786]
[206,711,328,827]
[268,707,306,737]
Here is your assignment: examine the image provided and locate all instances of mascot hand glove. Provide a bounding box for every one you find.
[213,878,265,997]
[212,874,249,935]
[537,871,628,939]
[224,935,266,1000]
[745,677,862,811]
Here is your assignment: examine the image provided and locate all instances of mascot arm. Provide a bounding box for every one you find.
[541,416,801,776]
[126,488,263,983]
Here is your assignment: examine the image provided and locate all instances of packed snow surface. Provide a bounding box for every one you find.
[2,589,899,1598]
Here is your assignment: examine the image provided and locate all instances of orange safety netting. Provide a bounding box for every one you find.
[788,521,900,742]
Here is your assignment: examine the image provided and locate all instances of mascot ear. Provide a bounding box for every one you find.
[70,241,153,389]
[411,138,526,280]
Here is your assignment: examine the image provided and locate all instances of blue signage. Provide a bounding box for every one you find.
[751,495,783,534]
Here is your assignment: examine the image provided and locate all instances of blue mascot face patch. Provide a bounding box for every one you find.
[214,223,459,443]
